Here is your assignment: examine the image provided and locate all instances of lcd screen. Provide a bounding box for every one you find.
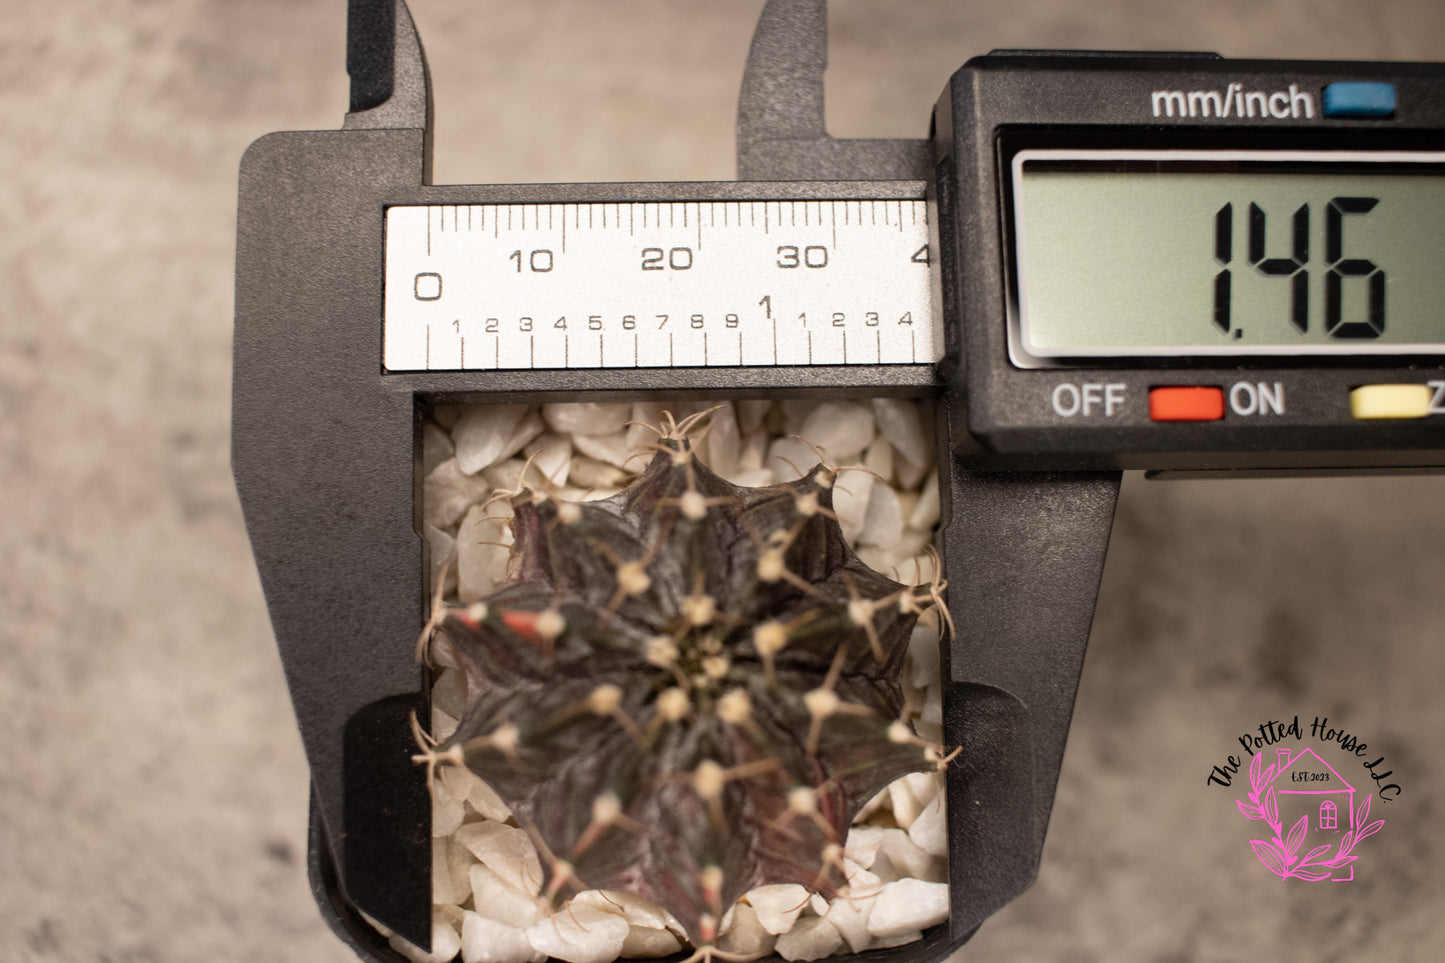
[1011,150,1445,360]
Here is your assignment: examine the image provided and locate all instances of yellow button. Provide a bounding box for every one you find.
[1349,384,1433,420]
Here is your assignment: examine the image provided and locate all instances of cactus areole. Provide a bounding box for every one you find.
[427,421,943,947]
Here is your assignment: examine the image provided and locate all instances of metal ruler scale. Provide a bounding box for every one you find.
[383,198,936,370]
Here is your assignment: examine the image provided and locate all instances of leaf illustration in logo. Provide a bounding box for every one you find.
[1285,815,1309,864]
[1293,868,1332,881]
[1301,843,1332,865]
[1263,786,1280,827]
[1355,794,1372,829]
[1249,752,1264,790]
[1236,799,1264,820]
[1357,819,1385,844]
[1250,838,1288,877]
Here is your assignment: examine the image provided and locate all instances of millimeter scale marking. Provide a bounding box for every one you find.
[383,199,937,371]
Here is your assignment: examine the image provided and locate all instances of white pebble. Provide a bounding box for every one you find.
[867,879,948,937]
[863,438,894,488]
[457,503,514,604]
[718,900,776,957]
[482,457,528,494]
[454,822,543,896]
[906,625,940,691]
[872,929,925,948]
[726,467,775,488]
[570,430,632,469]
[470,862,543,928]
[831,470,874,542]
[843,824,885,871]
[432,668,468,719]
[855,546,891,575]
[526,902,630,963]
[875,827,935,880]
[625,402,667,456]
[887,776,927,830]
[921,682,943,730]
[746,883,811,935]
[465,779,512,823]
[432,784,464,838]
[503,410,547,462]
[433,836,462,906]
[853,788,888,825]
[445,837,477,902]
[909,472,940,530]
[903,771,942,810]
[455,406,529,475]
[895,450,932,492]
[774,916,844,961]
[430,632,462,671]
[569,890,680,933]
[914,717,944,745]
[909,790,948,858]
[858,482,904,550]
[461,911,540,963]
[424,523,457,598]
[808,892,828,916]
[843,858,882,895]
[798,401,875,463]
[424,420,457,477]
[870,399,929,469]
[736,399,772,433]
[430,707,458,745]
[700,402,742,476]
[900,551,938,586]
[886,530,932,569]
[543,402,631,436]
[390,910,463,963]
[736,428,769,472]
[822,890,877,952]
[439,765,479,809]
[522,433,572,488]
[568,455,630,490]
[620,926,682,958]
[766,436,821,481]
[424,458,495,528]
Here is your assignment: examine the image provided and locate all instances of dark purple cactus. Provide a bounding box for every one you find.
[424,416,943,947]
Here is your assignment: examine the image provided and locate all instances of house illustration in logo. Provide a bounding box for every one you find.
[1265,747,1357,881]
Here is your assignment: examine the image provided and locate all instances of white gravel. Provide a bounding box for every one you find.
[395,397,950,963]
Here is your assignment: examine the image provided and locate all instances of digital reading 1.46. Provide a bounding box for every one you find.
[1011,150,1445,362]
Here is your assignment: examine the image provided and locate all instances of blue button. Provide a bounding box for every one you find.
[1323,82,1396,118]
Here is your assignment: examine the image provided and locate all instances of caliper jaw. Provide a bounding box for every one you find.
[234,0,434,951]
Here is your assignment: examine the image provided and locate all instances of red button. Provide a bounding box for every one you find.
[1149,386,1224,422]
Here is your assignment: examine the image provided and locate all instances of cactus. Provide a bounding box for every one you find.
[418,411,949,951]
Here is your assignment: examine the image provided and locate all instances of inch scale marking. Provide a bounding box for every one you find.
[383,199,936,371]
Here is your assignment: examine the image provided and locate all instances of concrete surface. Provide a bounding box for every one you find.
[2,1,1443,961]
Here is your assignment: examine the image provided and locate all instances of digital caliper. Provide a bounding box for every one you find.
[232,1,1445,959]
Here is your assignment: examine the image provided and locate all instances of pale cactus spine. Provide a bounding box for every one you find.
[418,412,948,948]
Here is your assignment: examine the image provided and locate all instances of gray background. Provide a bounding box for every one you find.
[3,1,1443,961]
